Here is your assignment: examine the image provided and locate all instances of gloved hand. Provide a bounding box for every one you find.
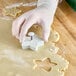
[12,6,53,42]
[12,0,58,43]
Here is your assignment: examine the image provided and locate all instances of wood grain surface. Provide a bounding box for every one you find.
[54,1,76,76]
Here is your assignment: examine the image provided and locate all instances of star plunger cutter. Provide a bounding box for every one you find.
[21,32,44,51]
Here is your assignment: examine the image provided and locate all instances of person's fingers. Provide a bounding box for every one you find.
[19,16,37,43]
[43,27,51,42]
[42,17,54,42]
[12,11,32,39]
[42,23,51,42]
[12,17,25,39]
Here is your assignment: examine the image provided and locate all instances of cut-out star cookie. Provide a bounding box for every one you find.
[33,54,69,76]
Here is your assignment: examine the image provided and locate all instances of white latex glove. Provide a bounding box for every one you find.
[12,0,59,43]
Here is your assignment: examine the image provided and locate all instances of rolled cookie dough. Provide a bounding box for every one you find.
[0,14,69,76]
[33,54,69,76]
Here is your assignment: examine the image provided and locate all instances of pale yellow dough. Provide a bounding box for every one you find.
[0,18,69,76]
[2,7,22,18]
[50,30,60,42]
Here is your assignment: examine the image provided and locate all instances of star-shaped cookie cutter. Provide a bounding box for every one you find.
[21,32,44,51]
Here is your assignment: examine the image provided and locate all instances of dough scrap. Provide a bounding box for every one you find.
[49,43,59,54]
[33,54,69,76]
[50,30,60,42]
[2,7,22,18]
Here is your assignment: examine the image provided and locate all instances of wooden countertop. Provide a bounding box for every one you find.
[53,1,76,76]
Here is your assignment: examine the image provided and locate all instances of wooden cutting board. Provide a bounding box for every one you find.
[0,1,76,76]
